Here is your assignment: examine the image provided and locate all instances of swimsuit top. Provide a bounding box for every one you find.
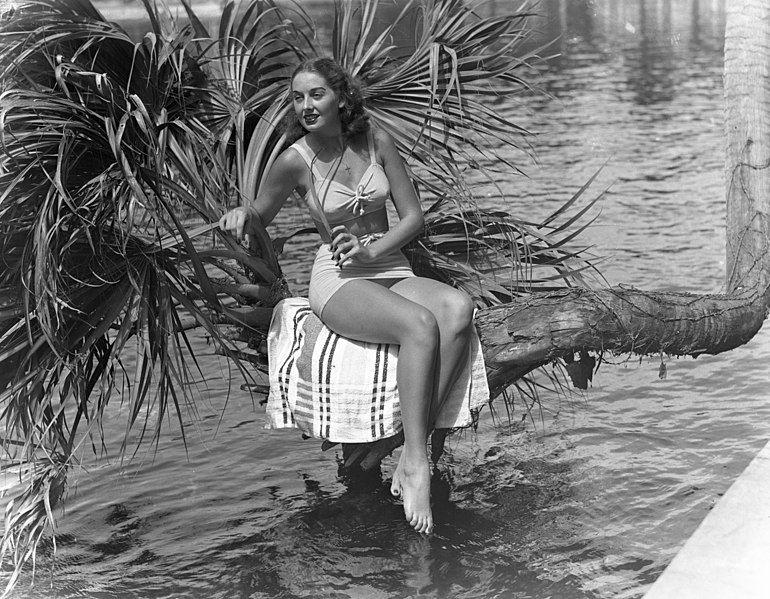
[290,129,390,228]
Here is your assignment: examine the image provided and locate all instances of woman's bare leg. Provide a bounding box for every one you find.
[321,279,439,534]
[389,277,475,414]
[385,277,474,498]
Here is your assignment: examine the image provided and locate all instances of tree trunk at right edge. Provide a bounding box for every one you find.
[724,0,770,300]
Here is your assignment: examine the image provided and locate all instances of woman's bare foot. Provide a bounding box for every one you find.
[391,448,433,534]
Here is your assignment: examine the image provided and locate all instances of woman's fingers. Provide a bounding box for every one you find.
[330,225,350,248]
[218,211,237,237]
[330,226,359,266]
[219,208,248,239]
[334,243,358,266]
[337,247,359,268]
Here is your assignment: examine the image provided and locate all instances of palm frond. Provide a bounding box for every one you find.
[332,0,545,200]
[405,180,606,307]
[0,0,300,584]
[0,455,67,597]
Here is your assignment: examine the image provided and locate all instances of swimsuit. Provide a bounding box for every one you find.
[290,129,415,317]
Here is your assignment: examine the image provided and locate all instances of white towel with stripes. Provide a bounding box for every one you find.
[265,297,489,443]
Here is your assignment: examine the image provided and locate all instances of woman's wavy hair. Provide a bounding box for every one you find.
[283,57,369,144]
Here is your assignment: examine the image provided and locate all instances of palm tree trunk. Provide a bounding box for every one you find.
[476,0,770,397]
[724,0,770,297]
[478,285,768,397]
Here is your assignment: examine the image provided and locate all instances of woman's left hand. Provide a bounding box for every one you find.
[330,225,373,268]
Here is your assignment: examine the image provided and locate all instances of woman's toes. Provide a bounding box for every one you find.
[391,478,402,497]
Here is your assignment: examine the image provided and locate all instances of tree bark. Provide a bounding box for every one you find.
[477,285,768,398]
[724,0,770,296]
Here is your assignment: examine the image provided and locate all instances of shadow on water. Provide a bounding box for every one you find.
[17,426,609,599]
[146,457,601,599]
[225,457,597,599]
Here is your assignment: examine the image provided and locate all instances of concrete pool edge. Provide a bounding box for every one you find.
[643,438,770,599]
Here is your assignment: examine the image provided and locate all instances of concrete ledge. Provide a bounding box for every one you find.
[644,439,770,599]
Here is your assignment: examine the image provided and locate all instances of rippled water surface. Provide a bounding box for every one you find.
[6,1,770,598]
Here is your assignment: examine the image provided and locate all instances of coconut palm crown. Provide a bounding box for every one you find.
[0,0,602,593]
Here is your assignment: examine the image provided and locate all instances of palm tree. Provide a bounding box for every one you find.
[0,0,603,592]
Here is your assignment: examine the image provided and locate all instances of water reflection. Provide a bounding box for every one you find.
[219,457,599,599]
[99,0,726,112]
[488,0,726,106]
[628,0,677,104]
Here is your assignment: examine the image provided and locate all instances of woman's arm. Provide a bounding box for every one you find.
[332,128,424,265]
[219,149,306,239]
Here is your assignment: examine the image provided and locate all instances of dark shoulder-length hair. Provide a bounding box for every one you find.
[283,57,369,144]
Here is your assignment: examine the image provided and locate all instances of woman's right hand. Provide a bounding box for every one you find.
[218,206,257,240]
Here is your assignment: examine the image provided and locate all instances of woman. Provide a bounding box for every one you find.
[219,57,474,534]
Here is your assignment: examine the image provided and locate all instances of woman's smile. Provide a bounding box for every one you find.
[292,71,342,133]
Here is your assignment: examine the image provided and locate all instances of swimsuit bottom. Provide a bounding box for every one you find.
[308,232,415,318]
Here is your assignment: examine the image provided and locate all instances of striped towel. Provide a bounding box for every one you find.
[265,297,489,443]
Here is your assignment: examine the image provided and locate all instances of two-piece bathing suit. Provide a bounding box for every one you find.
[266,130,491,444]
[289,128,415,317]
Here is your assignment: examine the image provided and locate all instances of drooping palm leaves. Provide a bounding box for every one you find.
[0,0,602,593]
[0,0,299,588]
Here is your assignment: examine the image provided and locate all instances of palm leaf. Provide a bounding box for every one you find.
[0,0,298,584]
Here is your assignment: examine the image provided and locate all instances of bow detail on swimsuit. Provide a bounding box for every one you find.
[351,184,375,216]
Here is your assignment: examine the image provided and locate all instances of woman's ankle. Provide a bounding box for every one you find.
[401,445,429,471]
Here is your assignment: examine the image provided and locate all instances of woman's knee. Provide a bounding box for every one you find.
[401,305,439,348]
[441,289,475,334]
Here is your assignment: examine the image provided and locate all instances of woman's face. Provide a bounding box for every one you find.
[291,71,343,134]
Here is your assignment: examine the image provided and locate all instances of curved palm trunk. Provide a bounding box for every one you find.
[345,0,770,470]
[478,284,768,397]
[481,0,770,396]
[347,282,770,471]
[479,0,770,398]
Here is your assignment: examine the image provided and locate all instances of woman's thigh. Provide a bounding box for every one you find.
[320,278,436,345]
[388,276,473,323]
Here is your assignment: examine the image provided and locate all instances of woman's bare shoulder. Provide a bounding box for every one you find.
[368,126,395,154]
[370,126,401,164]
[274,140,310,176]
[371,125,395,146]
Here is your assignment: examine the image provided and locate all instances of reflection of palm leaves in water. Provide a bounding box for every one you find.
[0,0,601,590]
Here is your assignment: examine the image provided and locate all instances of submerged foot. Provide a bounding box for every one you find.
[392,448,433,534]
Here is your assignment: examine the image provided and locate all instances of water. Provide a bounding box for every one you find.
[6,0,770,597]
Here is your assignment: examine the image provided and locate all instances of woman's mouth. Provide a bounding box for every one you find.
[303,114,319,125]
